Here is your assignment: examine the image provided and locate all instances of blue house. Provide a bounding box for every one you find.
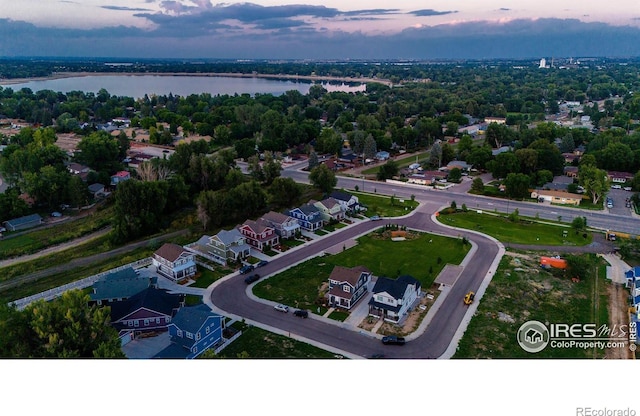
[165,304,224,359]
[288,203,323,232]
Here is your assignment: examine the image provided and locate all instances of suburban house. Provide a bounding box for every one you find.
[607,171,633,184]
[110,170,131,186]
[3,214,43,232]
[152,243,197,282]
[407,174,432,186]
[326,266,372,310]
[375,151,390,161]
[540,182,570,192]
[444,160,472,172]
[262,211,301,239]
[484,116,506,125]
[238,218,279,251]
[88,183,105,198]
[190,229,250,266]
[313,197,345,223]
[564,166,579,178]
[530,189,583,206]
[67,162,91,181]
[329,190,362,214]
[626,267,640,339]
[288,203,324,232]
[368,275,422,323]
[109,287,184,336]
[163,304,225,359]
[90,267,154,305]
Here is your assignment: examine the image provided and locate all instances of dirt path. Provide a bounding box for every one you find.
[0,227,112,269]
[606,283,633,359]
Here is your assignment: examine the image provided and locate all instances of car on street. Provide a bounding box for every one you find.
[381,336,406,345]
[239,264,255,274]
[244,273,260,284]
[50,211,62,217]
[256,260,269,268]
[293,309,308,318]
[463,291,475,305]
[370,215,381,221]
[274,304,289,313]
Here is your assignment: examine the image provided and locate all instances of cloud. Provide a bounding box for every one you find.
[411,9,458,17]
[1,16,640,60]
[101,5,154,12]
[342,9,399,16]
[499,8,511,11]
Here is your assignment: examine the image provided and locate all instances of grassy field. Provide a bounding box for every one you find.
[454,252,609,358]
[252,230,469,312]
[0,204,114,259]
[212,324,338,359]
[191,266,234,289]
[352,191,419,217]
[436,210,593,246]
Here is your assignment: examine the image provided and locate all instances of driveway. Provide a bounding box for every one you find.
[122,331,171,359]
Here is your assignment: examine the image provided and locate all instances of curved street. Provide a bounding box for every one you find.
[206,199,502,359]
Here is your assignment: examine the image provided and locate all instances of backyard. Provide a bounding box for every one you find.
[252,229,470,313]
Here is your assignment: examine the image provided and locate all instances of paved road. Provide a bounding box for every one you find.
[208,200,501,359]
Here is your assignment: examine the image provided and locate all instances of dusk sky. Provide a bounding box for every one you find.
[1,1,640,59]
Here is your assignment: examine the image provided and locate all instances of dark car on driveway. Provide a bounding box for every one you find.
[293,309,308,318]
[239,264,255,274]
[382,336,406,345]
[244,273,260,284]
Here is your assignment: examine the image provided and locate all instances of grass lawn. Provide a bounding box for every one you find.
[352,191,419,217]
[360,151,430,175]
[454,252,609,358]
[252,230,469,311]
[184,294,203,306]
[191,266,233,289]
[0,205,114,260]
[213,325,338,359]
[281,239,305,248]
[328,310,349,321]
[437,211,593,246]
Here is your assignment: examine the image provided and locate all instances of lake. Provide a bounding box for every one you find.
[0,74,366,99]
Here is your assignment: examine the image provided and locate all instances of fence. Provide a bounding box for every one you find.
[10,257,153,310]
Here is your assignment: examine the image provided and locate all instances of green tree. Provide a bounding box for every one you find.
[309,164,337,194]
[26,290,124,358]
[111,179,169,243]
[448,167,462,183]
[504,172,531,199]
[269,177,301,208]
[308,151,319,170]
[363,134,377,160]
[471,177,485,193]
[579,165,608,204]
[75,131,122,174]
[376,160,399,181]
[487,152,519,179]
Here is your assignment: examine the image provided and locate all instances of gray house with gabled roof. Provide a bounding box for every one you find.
[163,304,224,359]
[288,203,323,231]
[368,275,422,323]
[90,267,154,305]
[190,229,250,266]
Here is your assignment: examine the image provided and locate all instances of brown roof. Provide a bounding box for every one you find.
[533,189,582,199]
[154,243,188,262]
[328,265,370,286]
[261,211,291,225]
[241,218,274,235]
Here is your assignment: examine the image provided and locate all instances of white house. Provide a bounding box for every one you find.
[368,275,422,323]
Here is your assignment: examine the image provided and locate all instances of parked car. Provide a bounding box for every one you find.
[612,184,622,189]
[463,291,475,305]
[624,187,633,191]
[370,215,382,221]
[274,304,289,313]
[256,260,269,268]
[293,309,308,318]
[381,336,406,345]
[50,211,62,217]
[244,273,260,284]
[239,264,255,274]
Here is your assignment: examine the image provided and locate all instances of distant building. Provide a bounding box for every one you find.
[110,171,131,186]
[3,214,43,232]
[539,58,547,69]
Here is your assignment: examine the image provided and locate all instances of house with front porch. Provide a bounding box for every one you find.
[313,197,345,223]
[152,243,197,282]
[192,229,251,266]
[109,287,184,336]
[164,304,225,359]
[326,266,371,310]
[530,189,582,206]
[262,211,300,239]
[288,203,323,232]
[238,218,279,251]
[329,190,362,214]
[368,275,422,323]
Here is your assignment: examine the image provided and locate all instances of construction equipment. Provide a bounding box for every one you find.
[463,291,475,305]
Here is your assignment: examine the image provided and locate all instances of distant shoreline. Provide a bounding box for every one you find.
[0,71,393,87]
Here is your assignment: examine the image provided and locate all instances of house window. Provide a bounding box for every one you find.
[177,329,183,338]
[343,285,351,293]
[206,326,210,334]
[196,333,201,340]
[134,320,139,327]
[186,332,194,340]
[156,318,161,324]
[127,320,133,327]
[144,319,149,326]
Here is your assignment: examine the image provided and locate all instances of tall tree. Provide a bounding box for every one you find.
[309,164,337,194]
[579,165,608,205]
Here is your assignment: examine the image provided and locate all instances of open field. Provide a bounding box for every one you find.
[454,252,610,358]
[253,230,469,311]
[352,191,419,217]
[437,210,593,246]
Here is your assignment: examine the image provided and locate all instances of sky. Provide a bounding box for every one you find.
[1,0,640,59]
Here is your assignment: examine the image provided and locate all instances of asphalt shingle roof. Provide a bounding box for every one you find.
[110,288,183,322]
[90,267,150,301]
[371,275,421,300]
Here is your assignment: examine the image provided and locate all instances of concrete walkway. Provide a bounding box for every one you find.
[599,253,631,285]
